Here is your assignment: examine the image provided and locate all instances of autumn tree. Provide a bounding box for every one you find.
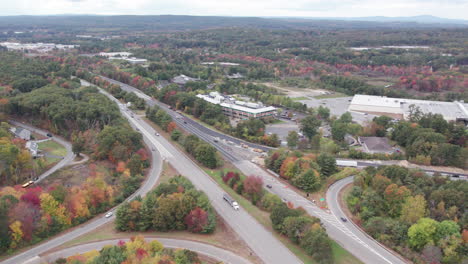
[184,207,208,233]
[400,195,427,224]
[243,175,264,203]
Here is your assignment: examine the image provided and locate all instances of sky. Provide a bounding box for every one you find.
[0,0,467,20]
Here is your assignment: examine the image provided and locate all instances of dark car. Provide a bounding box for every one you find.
[340,217,348,222]
[183,121,187,124]
[266,184,272,189]
[46,133,52,137]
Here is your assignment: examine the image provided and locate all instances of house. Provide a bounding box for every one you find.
[10,127,31,140]
[25,141,39,157]
[171,75,200,86]
[358,136,394,154]
[226,73,244,79]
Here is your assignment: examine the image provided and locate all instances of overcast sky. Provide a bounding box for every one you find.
[1,0,467,20]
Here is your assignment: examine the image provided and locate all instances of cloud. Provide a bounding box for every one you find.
[0,0,466,20]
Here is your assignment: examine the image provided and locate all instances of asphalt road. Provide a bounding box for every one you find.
[8,121,75,183]
[39,238,251,264]
[1,97,164,264]
[97,76,409,264]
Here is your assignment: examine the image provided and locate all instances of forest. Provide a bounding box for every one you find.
[347,166,467,264]
[0,52,148,254]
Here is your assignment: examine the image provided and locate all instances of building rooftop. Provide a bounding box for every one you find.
[172,74,200,85]
[358,136,393,154]
[350,94,468,121]
[196,93,276,114]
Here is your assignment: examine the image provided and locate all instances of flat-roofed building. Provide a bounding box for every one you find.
[196,92,276,119]
[349,94,468,122]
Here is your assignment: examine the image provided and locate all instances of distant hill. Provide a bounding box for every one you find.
[302,15,468,25]
[0,15,466,33]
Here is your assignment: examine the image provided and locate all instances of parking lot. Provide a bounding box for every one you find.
[299,97,376,125]
[266,119,300,144]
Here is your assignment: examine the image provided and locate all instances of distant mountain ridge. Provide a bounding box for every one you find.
[301,15,468,25]
[0,14,466,32]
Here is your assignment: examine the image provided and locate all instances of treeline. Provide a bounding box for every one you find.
[116,176,216,234]
[0,174,115,254]
[146,106,221,168]
[55,235,201,264]
[220,171,334,263]
[75,70,146,109]
[265,150,338,193]
[391,112,467,168]
[347,165,467,263]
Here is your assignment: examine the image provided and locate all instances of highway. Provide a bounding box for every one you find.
[1,95,164,264]
[39,238,251,264]
[91,84,303,264]
[9,120,76,183]
[98,76,413,264]
[100,76,274,153]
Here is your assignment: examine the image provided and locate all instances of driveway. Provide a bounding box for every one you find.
[9,121,75,183]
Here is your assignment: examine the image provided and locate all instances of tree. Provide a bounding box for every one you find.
[316,153,337,178]
[331,121,347,141]
[434,220,460,242]
[71,134,85,156]
[400,195,427,224]
[317,106,330,120]
[171,129,182,141]
[300,115,321,141]
[194,143,218,169]
[292,169,321,193]
[184,207,208,233]
[270,203,301,232]
[339,112,353,123]
[408,218,438,250]
[9,220,23,249]
[127,154,143,176]
[283,216,314,243]
[287,131,299,148]
[300,229,333,264]
[243,175,264,203]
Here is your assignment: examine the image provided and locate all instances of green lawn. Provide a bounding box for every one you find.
[38,140,67,157]
[292,96,310,101]
[203,168,362,264]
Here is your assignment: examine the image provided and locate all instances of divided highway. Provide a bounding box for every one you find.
[93,84,303,264]
[100,76,411,264]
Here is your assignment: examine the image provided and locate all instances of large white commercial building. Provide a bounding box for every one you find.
[197,92,276,119]
[349,94,468,122]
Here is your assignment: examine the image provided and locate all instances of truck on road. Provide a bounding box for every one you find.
[336,160,358,167]
[223,194,239,210]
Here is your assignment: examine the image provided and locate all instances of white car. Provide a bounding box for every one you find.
[105,212,113,218]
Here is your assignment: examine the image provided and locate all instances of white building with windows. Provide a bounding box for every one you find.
[197,92,276,119]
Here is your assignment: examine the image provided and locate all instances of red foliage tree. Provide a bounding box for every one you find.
[243,175,263,200]
[184,207,208,233]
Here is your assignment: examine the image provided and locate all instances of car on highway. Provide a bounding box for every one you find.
[105,212,113,218]
[223,194,239,210]
[155,132,160,136]
[266,184,272,189]
[340,217,347,222]
[46,133,52,137]
[281,198,288,203]
[151,148,155,151]
[183,120,187,124]
[136,128,140,131]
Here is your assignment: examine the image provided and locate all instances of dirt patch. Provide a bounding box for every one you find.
[39,161,114,188]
